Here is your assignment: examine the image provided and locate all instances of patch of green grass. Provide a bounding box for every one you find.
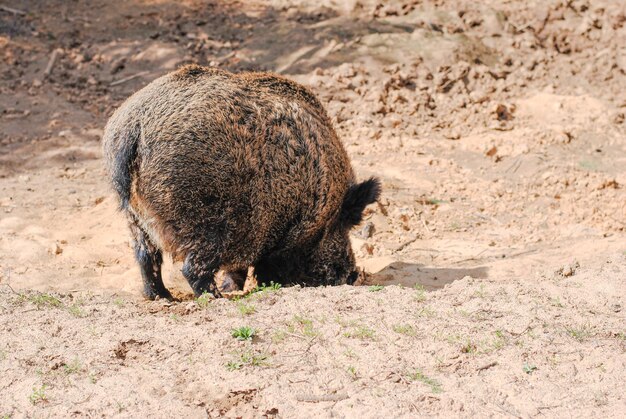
[231,326,256,341]
[236,301,256,316]
[408,370,442,393]
[368,285,384,292]
[29,384,48,404]
[335,317,359,328]
[0,349,6,361]
[289,315,319,337]
[523,363,537,374]
[249,281,281,295]
[344,325,376,340]
[68,303,87,318]
[347,366,358,379]
[23,293,62,309]
[414,284,426,302]
[1,414,11,419]
[196,292,213,308]
[113,298,125,308]
[226,360,243,371]
[226,350,268,370]
[89,373,97,384]
[415,306,435,317]
[170,314,181,322]
[492,330,506,350]
[63,358,81,374]
[393,324,416,336]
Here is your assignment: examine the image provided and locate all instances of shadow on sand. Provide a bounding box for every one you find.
[362,261,488,291]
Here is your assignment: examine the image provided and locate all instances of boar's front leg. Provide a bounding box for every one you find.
[129,219,173,301]
[182,250,223,298]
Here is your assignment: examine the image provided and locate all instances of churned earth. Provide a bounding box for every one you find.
[1,0,625,417]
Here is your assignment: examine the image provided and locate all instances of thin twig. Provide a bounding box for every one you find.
[44,49,62,78]
[296,393,348,403]
[110,71,149,87]
[1,283,20,295]
[394,236,418,253]
[0,5,26,15]
[476,361,498,371]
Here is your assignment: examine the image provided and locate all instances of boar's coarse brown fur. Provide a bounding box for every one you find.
[102,64,381,299]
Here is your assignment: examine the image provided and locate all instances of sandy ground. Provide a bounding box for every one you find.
[1,0,625,417]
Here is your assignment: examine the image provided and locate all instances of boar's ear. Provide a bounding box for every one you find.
[341,177,382,227]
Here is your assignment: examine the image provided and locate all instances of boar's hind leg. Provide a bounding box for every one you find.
[129,220,173,300]
[182,251,223,298]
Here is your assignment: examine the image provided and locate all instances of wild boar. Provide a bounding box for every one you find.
[102,64,380,299]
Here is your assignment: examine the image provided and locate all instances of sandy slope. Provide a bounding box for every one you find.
[1,0,625,417]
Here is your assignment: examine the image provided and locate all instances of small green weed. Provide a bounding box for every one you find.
[344,325,376,340]
[368,285,384,292]
[271,330,287,343]
[237,302,256,316]
[523,363,537,374]
[63,358,81,374]
[29,385,48,404]
[113,298,125,308]
[226,350,268,370]
[289,315,319,337]
[461,340,477,354]
[492,330,506,350]
[231,326,256,341]
[567,325,592,342]
[24,293,62,309]
[196,292,213,308]
[408,370,442,393]
[473,284,487,299]
[347,366,358,379]
[414,284,426,302]
[550,297,564,308]
[68,304,87,318]
[250,281,281,295]
[344,348,358,359]
[415,306,435,317]
[393,324,416,336]
[226,360,243,371]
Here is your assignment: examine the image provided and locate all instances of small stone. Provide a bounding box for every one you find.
[358,222,375,239]
[559,260,580,277]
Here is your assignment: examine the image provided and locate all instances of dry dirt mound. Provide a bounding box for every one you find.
[1,252,624,417]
